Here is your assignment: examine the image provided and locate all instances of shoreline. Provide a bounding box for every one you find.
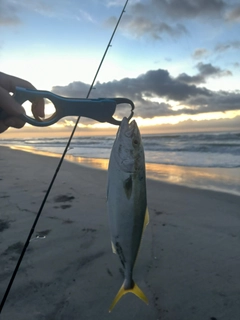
[4,144,240,197]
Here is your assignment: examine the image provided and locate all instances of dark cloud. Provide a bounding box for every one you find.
[134,69,210,101]
[215,41,240,52]
[52,67,240,120]
[185,91,240,114]
[53,81,90,98]
[192,48,209,60]
[53,69,210,102]
[225,4,240,22]
[0,1,21,26]
[105,0,235,41]
[104,0,188,40]
[0,0,56,27]
[136,90,240,118]
[177,63,232,85]
[125,15,187,39]
[152,0,226,19]
[197,62,232,78]
[177,73,203,85]
[105,14,187,40]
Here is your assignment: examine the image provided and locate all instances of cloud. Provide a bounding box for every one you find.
[183,91,240,118]
[107,0,227,21]
[215,41,240,52]
[0,0,55,27]
[192,48,209,60]
[53,69,206,102]
[52,81,90,98]
[52,67,240,120]
[197,62,231,77]
[151,0,226,19]
[152,115,240,133]
[104,0,188,40]
[225,4,240,22]
[104,0,235,41]
[0,1,21,26]
[177,62,232,85]
[105,14,187,40]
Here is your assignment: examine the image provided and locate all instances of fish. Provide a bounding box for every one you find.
[107,117,149,312]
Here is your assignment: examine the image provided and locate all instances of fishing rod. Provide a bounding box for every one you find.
[0,0,129,313]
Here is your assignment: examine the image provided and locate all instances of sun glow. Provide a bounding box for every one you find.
[43,109,240,132]
[135,110,240,127]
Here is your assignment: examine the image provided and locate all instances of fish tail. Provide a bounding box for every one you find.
[109,281,148,312]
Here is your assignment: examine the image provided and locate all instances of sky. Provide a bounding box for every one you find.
[1,0,240,137]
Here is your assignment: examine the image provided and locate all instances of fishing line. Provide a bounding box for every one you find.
[0,0,129,313]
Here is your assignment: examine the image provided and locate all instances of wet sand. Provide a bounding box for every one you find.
[0,146,240,320]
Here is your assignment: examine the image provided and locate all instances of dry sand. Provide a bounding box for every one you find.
[0,146,240,320]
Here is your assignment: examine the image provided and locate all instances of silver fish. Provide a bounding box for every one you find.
[107,117,149,312]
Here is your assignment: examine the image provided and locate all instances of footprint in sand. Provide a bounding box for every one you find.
[53,194,75,210]
[2,241,24,256]
[60,204,71,209]
[54,195,75,202]
[0,194,10,199]
[0,219,10,232]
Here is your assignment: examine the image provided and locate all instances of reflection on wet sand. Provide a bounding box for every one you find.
[10,146,61,158]
[10,145,109,170]
[67,155,240,196]
[146,163,240,196]
[65,154,109,171]
[9,145,240,196]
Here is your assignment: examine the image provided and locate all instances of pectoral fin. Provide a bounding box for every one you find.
[123,175,132,199]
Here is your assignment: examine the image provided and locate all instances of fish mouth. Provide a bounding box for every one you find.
[114,117,142,172]
[120,117,136,138]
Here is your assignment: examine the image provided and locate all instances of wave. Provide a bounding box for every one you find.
[1,131,240,168]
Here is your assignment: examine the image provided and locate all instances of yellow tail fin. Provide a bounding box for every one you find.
[109,282,148,312]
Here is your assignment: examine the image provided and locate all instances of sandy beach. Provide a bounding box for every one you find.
[0,146,240,320]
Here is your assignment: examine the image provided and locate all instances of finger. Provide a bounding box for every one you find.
[0,73,45,118]
[32,98,45,119]
[4,116,25,129]
[0,72,35,93]
[0,72,45,119]
[0,86,25,116]
[0,115,25,133]
[0,121,8,133]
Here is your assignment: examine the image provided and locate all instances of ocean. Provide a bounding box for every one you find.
[1,131,240,196]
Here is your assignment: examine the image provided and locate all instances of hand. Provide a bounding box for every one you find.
[0,72,45,133]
